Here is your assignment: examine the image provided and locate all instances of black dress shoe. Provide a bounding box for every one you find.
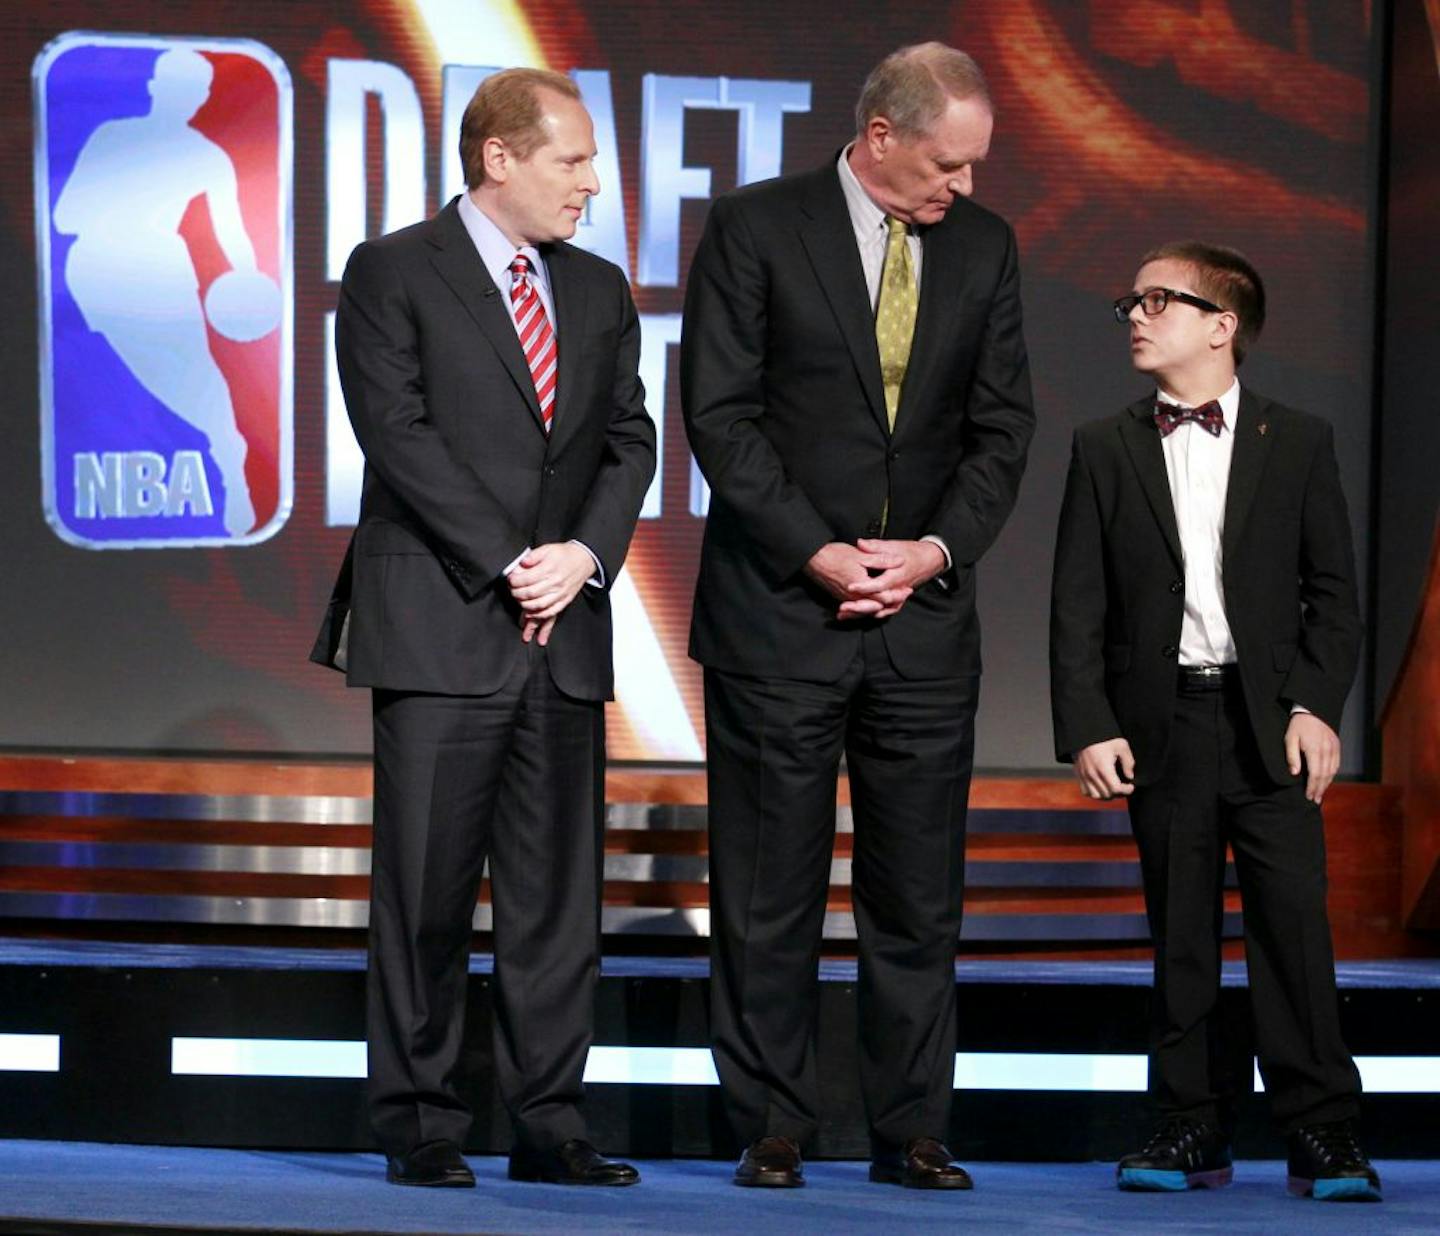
[869,1137,973,1190]
[734,1136,804,1188]
[385,1139,476,1187]
[1287,1120,1382,1202]
[1116,1117,1232,1191]
[508,1138,640,1186]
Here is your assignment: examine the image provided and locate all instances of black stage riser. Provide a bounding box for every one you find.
[2,964,1437,1160]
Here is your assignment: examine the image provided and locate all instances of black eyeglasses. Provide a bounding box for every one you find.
[1113,288,1225,322]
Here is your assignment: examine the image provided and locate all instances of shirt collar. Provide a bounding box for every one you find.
[836,144,890,243]
[1156,377,1241,433]
[456,191,548,293]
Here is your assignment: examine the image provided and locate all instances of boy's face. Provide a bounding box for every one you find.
[1126,259,1226,380]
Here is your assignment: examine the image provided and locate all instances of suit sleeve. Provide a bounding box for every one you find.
[1281,421,1361,729]
[680,193,836,580]
[335,240,527,598]
[567,269,657,586]
[1050,429,1123,761]
[926,222,1036,567]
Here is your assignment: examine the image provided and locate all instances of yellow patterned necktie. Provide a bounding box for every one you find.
[875,214,917,431]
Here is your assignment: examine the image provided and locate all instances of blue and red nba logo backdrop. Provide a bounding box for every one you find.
[34,33,293,548]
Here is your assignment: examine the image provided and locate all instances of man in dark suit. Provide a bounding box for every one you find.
[1050,242,1380,1202]
[312,68,654,1188]
[681,43,1034,1190]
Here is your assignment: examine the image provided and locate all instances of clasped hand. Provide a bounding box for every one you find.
[804,538,947,621]
[507,542,595,646]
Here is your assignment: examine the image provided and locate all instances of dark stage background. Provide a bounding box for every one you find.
[0,1,1385,771]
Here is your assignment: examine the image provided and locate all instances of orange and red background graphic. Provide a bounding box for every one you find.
[0,2,1396,768]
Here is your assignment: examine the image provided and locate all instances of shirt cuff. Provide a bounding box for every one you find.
[1289,702,1312,716]
[570,540,605,589]
[502,547,531,577]
[921,534,952,589]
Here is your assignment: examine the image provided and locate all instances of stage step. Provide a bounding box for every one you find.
[2,943,1436,1160]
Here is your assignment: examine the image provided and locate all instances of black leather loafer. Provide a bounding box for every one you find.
[508,1138,640,1186]
[869,1137,973,1189]
[734,1136,804,1187]
[385,1139,476,1187]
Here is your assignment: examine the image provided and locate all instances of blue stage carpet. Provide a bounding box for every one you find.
[0,1142,1434,1235]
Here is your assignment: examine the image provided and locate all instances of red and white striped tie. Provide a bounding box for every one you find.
[509,254,557,432]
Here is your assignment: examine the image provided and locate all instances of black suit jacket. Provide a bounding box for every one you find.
[1049,388,1361,786]
[680,161,1034,681]
[310,199,655,701]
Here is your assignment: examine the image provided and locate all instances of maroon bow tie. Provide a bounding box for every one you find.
[1154,399,1223,438]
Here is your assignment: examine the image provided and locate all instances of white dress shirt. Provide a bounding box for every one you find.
[836,147,950,573]
[837,145,924,304]
[1157,379,1240,667]
[457,192,602,586]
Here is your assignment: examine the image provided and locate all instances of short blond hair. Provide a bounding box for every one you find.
[459,68,581,189]
[855,42,990,140]
[1141,241,1267,365]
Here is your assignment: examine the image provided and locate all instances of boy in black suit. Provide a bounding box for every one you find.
[1050,242,1379,1201]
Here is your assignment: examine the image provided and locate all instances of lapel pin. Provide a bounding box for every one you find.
[1258,423,1268,435]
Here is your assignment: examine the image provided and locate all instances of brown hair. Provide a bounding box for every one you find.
[459,68,582,189]
[855,42,990,140]
[1141,241,1267,365]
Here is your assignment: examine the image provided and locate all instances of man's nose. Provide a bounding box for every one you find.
[948,166,973,198]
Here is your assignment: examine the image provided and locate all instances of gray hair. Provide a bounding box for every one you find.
[855,42,991,140]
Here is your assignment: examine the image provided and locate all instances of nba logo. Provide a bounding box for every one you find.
[34,33,293,548]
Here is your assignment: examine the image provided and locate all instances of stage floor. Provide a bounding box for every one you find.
[0,1141,1434,1235]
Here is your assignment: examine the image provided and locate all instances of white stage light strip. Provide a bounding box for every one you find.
[0,1034,60,1072]
[1255,1056,1440,1095]
[954,1052,1148,1092]
[172,1038,366,1079]
[166,1039,1440,1093]
[583,1046,718,1085]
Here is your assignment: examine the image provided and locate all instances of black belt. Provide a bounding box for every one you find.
[1177,663,1238,692]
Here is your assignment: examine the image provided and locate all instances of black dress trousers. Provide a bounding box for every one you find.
[705,626,978,1152]
[1127,676,1362,1132]
[366,642,606,1157]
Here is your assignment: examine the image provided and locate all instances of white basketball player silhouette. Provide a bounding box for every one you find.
[53,48,280,538]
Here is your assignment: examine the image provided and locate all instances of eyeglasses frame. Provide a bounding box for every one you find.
[1113,287,1226,323]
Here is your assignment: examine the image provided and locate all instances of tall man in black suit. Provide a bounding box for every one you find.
[682,43,1034,1190]
[312,69,654,1188]
[1050,242,1380,1202]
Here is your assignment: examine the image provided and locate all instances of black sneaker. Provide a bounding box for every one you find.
[1116,1117,1233,1192]
[1287,1120,1382,1202]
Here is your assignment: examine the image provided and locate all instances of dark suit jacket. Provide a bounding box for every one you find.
[310,198,655,701]
[1049,388,1361,786]
[680,161,1034,681]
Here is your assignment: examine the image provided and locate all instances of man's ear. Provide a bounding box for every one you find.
[865,115,894,160]
[482,136,510,184]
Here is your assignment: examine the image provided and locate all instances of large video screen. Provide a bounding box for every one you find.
[0,1,1377,766]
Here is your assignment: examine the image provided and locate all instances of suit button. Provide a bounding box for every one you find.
[1162,644,1178,659]
[864,519,882,536]
[1169,579,1184,594]
[545,466,557,477]
[888,449,900,461]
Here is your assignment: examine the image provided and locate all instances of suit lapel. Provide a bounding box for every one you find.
[544,243,587,448]
[796,167,888,435]
[425,202,545,430]
[892,218,965,438]
[1222,387,1277,558]
[1119,396,1183,568]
